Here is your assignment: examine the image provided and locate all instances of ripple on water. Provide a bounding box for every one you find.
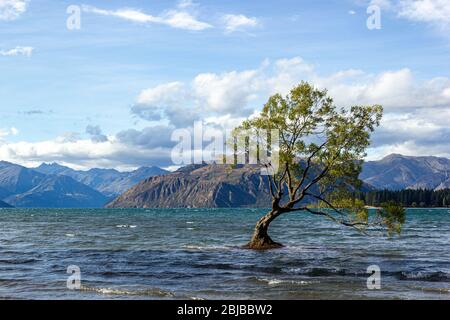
[253,277,320,286]
[79,286,175,298]
[0,208,449,300]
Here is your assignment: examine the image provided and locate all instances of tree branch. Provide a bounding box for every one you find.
[292,141,327,198]
[300,207,369,234]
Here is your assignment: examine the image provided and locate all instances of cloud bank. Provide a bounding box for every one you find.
[2,56,450,169]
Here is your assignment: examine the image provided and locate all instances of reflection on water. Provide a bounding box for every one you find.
[0,208,449,300]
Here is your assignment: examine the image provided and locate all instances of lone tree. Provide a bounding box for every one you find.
[234,82,405,250]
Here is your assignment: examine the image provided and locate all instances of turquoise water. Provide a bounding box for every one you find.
[0,208,449,300]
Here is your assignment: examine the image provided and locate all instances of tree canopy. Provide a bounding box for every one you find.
[234,82,405,249]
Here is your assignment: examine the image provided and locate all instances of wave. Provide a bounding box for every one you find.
[79,285,174,297]
[407,285,450,294]
[116,225,137,228]
[286,267,350,277]
[397,271,449,282]
[0,258,39,265]
[286,267,450,282]
[255,277,319,286]
[182,244,233,251]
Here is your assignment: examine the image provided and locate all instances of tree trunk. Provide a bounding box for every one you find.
[244,210,284,250]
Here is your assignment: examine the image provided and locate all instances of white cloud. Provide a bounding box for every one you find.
[133,68,266,126]
[222,14,260,33]
[82,5,212,31]
[365,0,450,31]
[193,69,260,113]
[0,127,19,138]
[133,57,450,129]
[163,10,212,31]
[136,82,186,106]
[131,56,450,162]
[369,0,394,10]
[398,0,450,29]
[0,46,33,57]
[3,56,450,168]
[368,139,450,160]
[0,135,173,170]
[82,6,160,24]
[132,82,194,126]
[314,68,450,109]
[0,0,28,21]
[177,0,197,9]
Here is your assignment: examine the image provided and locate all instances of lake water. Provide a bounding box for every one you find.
[0,208,449,300]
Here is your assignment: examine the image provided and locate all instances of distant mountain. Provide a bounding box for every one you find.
[0,161,47,196]
[108,154,450,209]
[0,161,108,208]
[35,163,168,197]
[0,199,12,208]
[2,154,449,209]
[5,175,107,208]
[107,164,273,208]
[361,154,450,191]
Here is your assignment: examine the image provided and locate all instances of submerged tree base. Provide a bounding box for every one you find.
[243,235,284,250]
[244,211,285,250]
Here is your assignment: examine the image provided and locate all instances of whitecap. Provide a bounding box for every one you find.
[80,286,174,297]
[116,225,137,228]
[257,278,319,286]
[182,244,231,251]
[65,233,75,237]
[407,285,450,294]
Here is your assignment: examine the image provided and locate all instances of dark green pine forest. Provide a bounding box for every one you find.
[355,189,450,208]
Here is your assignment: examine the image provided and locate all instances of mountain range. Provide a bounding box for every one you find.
[0,199,12,208]
[0,161,168,208]
[107,164,273,208]
[107,154,450,209]
[1,154,449,208]
[361,154,450,190]
[35,163,168,197]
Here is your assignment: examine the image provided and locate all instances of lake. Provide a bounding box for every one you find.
[0,208,449,299]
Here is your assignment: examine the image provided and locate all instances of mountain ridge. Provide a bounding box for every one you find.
[34,163,169,197]
[106,164,273,208]
[0,161,108,208]
[0,161,168,208]
[0,199,12,208]
[107,154,450,209]
[1,154,449,208]
[4,175,107,208]
[361,154,450,191]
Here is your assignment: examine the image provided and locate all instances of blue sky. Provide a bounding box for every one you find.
[1,0,450,170]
